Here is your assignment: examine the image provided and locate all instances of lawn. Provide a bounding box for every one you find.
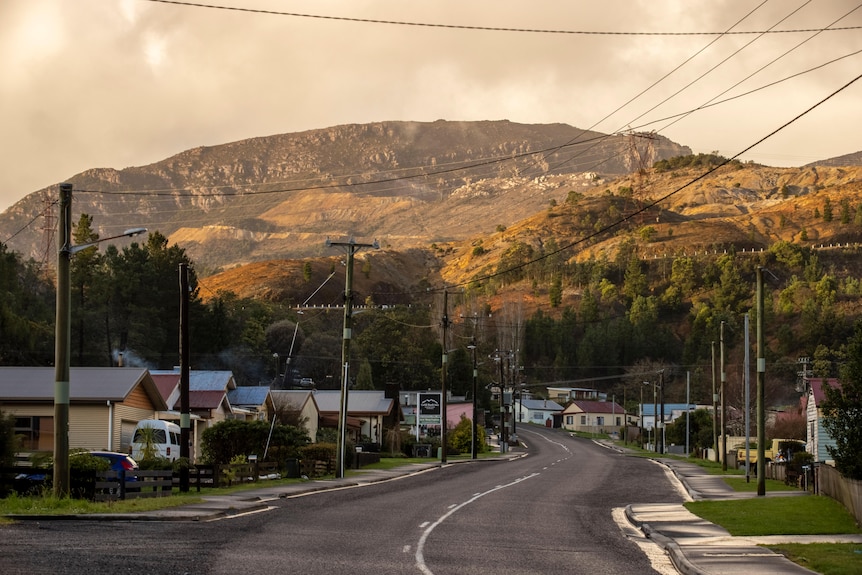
[685,496,862,537]
[769,543,862,575]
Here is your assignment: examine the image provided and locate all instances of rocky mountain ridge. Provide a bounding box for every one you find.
[0,120,689,272]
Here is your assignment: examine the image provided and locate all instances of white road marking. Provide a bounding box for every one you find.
[204,506,277,522]
[414,473,540,575]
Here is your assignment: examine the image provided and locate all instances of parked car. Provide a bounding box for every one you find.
[87,451,139,476]
[14,450,139,494]
[130,419,182,461]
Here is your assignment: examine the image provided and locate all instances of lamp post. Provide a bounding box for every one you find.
[54,183,146,497]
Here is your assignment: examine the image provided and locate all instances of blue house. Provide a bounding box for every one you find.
[806,378,838,463]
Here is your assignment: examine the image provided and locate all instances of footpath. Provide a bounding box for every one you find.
[7,446,862,574]
[625,455,862,575]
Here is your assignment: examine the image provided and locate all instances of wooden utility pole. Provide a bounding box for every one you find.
[440,290,450,464]
[327,238,378,479]
[179,262,190,492]
[757,269,766,496]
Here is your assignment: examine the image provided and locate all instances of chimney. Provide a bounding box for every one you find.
[118,352,124,367]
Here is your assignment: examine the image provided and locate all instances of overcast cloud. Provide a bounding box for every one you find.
[1,0,860,212]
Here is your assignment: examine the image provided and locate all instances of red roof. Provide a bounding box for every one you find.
[563,400,626,414]
[151,373,180,402]
[808,378,840,404]
[190,390,226,410]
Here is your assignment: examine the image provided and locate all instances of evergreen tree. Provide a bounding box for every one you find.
[822,320,862,479]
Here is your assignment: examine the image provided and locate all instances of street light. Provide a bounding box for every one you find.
[54,183,146,497]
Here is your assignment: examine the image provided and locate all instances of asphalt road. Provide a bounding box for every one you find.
[0,427,683,574]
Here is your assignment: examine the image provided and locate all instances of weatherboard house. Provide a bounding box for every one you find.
[0,367,167,455]
[805,378,839,464]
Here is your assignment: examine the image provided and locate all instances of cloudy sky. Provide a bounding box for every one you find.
[1,0,860,212]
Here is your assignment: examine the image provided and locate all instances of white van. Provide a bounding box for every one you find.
[130,419,182,461]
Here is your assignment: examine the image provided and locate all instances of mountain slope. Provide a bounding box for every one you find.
[0,121,689,272]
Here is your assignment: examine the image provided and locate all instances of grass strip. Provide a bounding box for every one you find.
[767,543,862,575]
[685,496,862,536]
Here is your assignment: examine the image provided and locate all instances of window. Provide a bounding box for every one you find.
[566,415,573,425]
[14,416,53,451]
[616,416,621,426]
[580,415,587,425]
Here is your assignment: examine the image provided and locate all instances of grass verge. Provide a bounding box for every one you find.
[685,496,861,537]
[0,475,312,518]
[723,476,799,492]
[768,543,862,575]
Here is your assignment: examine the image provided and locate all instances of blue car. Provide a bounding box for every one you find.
[87,451,139,476]
[15,451,139,494]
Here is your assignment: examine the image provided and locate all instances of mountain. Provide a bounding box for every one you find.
[198,159,862,312]
[0,121,689,273]
[805,151,862,168]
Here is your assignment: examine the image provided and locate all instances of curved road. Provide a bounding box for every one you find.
[0,426,683,574]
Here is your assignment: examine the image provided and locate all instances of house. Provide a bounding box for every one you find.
[514,398,564,427]
[151,369,238,425]
[270,390,320,442]
[806,378,839,463]
[561,400,626,435]
[640,402,697,431]
[314,390,401,445]
[227,386,274,421]
[149,369,240,462]
[0,367,167,455]
[547,387,606,402]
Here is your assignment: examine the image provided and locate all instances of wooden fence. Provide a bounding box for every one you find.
[817,464,862,524]
[95,470,173,502]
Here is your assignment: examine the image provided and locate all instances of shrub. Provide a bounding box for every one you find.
[200,419,309,466]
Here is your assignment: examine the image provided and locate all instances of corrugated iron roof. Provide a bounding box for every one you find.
[313,390,394,415]
[520,399,564,411]
[0,367,166,409]
[562,400,626,414]
[227,386,271,407]
[190,390,227,410]
[150,370,236,392]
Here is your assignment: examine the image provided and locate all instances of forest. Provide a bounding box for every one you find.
[3,202,862,442]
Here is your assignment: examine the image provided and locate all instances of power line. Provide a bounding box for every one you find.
[143,0,862,36]
[412,70,862,296]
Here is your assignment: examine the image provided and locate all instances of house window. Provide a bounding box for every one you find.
[596,416,604,426]
[580,415,587,425]
[566,415,573,425]
[15,416,53,451]
[616,417,621,426]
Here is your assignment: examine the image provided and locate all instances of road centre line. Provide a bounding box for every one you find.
[414,473,539,575]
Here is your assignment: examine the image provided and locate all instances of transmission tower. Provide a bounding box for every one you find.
[626,131,658,226]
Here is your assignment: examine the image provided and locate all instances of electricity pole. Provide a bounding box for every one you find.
[469,339,478,459]
[54,183,72,497]
[756,268,766,496]
[179,262,190,492]
[721,321,727,471]
[53,183,145,497]
[326,238,378,479]
[440,290,450,464]
[712,341,719,463]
